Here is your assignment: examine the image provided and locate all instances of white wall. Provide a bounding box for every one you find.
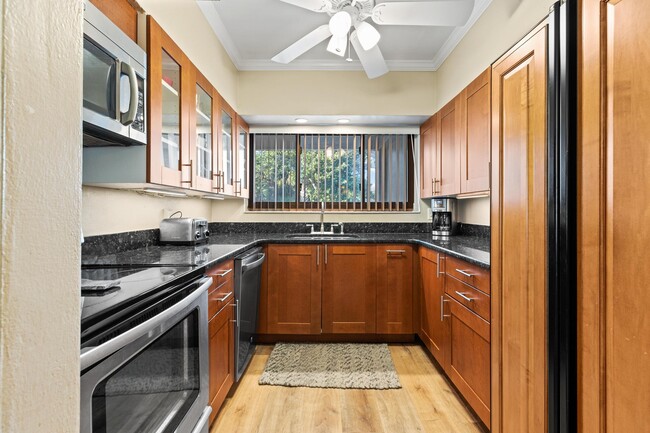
[1,0,82,431]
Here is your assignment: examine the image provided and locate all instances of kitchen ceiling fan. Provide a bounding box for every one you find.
[272,0,475,79]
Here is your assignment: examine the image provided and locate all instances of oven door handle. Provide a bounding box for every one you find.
[80,276,212,371]
[191,406,213,433]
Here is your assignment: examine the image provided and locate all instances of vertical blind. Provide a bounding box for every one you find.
[251,133,414,211]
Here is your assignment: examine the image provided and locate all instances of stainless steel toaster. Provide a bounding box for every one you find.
[159,217,210,245]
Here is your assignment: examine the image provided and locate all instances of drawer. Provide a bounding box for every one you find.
[206,260,234,291]
[208,279,234,320]
[445,256,490,295]
[445,274,490,322]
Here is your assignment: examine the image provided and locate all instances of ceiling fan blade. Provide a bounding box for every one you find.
[372,0,475,27]
[350,31,389,79]
[278,0,330,13]
[272,25,332,64]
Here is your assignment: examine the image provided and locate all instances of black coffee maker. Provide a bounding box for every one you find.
[431,198,457,237]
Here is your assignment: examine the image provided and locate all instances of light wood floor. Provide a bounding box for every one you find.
[210,344,487,433]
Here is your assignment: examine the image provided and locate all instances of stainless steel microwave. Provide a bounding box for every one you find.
[83,0,146,146]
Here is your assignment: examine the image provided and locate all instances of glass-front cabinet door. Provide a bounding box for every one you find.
[236,116,250,198]
[189,69,217,192]
[218,98,235,196]
[147,17,190,187]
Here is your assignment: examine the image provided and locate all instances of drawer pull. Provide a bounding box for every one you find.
[215,291,233,302]
[386,249,406,255]
[455,291,475,303]
[215,268,233,277]
[455,269,475,279]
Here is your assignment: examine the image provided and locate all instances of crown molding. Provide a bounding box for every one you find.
[197,0,492,73]
[431,0,493,69]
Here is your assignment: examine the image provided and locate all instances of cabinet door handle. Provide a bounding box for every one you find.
[437,256,445,278]
[235,179,242,195]
[455,269,475,279]
[386,249,406,255]
[215,291,233,302]
[325,244,328,265]
[215,268,233,277]
[212,172,219,190]
[431,178,435,195]
[440,295,450,321]
[316,245,320,266]
[455,291,474,303]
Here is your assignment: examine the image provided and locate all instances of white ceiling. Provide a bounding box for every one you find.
[197,0,492,72]
[243,114,429,127]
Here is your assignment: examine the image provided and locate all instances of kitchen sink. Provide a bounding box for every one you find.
[286,234,360,240]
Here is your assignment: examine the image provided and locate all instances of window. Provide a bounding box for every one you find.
[250,133,414,211]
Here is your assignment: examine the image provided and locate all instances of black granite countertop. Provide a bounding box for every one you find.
[82,233,490,270]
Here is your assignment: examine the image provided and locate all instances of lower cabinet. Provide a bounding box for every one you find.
[376,245,413,334]
[322,244,377,334]
[419,248,448,366]
[208,298,235,424]
[266,244,322,334]
[446,295,491,428]
[419,247,491,429]
[263,243,413,336]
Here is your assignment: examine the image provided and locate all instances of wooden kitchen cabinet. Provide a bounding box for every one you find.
[420,114,439,198]
[189,67,220,193]
[147,16,192,187]
[266,244,322,334]
[322,244,377,333]
[217,97,236,196]
[208,298,235,424]
[460,68,491,194]
[491,23,547,433]
[235,116,250,198]
[446,295,491,428]
[376,245,413,334]
[418,247,448,367]
[437,96,462,196]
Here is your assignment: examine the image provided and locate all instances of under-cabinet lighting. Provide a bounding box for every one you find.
[202,194,224,200]
[142,188,187,198]
[456,191,490,199]
[295,118,308,124]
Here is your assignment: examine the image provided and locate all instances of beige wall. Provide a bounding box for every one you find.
[1,0,82,431]
[238,70,436,116]
[137,0,239,108]
[435,0,555,109]
[83,187,213,236]
[457,197,491,226]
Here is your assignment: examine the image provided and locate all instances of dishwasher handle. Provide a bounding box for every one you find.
[241,253,266,273]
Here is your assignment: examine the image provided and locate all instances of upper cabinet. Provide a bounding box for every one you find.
[438,96,462,196]
[460,68,491,194]
[420,67,492,199]
[189,68,219,193]
[236,116,250,199]
[218,98,236,196]
[147,16,191,187]
[420,114,438,199]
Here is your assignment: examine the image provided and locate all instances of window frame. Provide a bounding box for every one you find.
[248,133,415,212]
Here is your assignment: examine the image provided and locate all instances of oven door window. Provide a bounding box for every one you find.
[83,37,116,118]
[91,310,200,433]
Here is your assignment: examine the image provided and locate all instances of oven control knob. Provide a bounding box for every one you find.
[195,231,201,240]
[204,230,210,237]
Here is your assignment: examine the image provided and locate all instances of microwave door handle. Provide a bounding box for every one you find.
[119,62,138,126]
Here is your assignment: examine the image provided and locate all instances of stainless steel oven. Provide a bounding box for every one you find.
[80,276,212,433]
[83,0,146,146]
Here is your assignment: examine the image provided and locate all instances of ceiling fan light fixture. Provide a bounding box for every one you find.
[327,35,347,57]
[354,21,381,51]
[329,11,352,36]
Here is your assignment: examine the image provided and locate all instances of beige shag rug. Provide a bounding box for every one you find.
[258,343,401,390]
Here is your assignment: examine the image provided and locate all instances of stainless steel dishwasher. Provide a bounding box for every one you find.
[233,247,265,381]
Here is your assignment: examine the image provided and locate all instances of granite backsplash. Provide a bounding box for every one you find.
[82,222,490,257]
